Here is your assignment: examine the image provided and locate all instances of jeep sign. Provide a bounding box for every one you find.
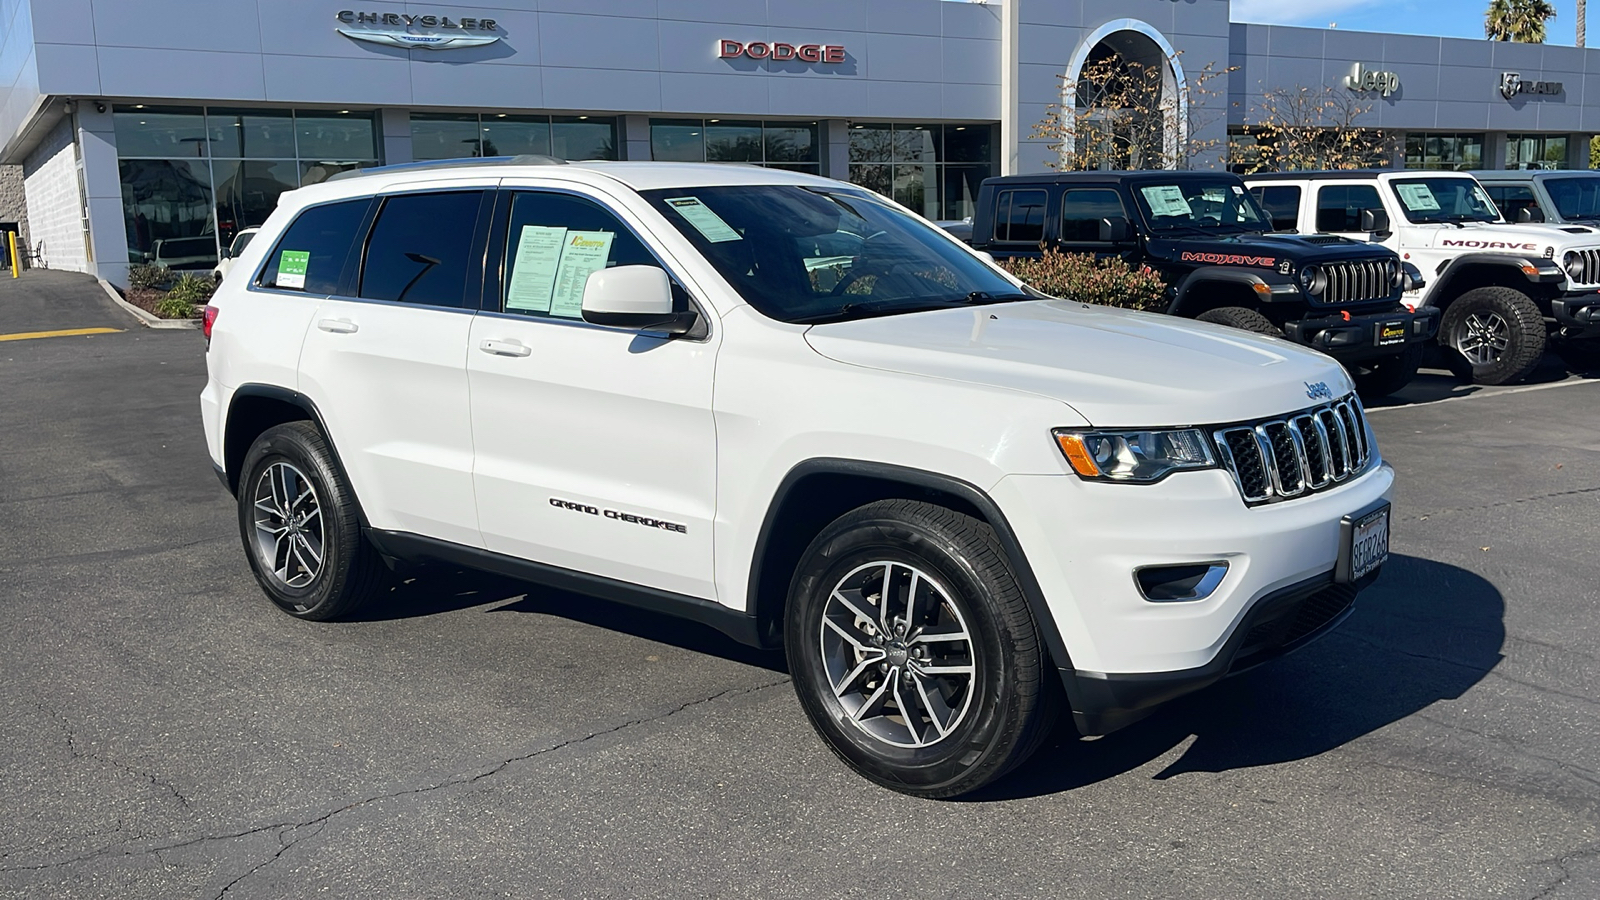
[1343,62,1400,98]
[719,40,845,63]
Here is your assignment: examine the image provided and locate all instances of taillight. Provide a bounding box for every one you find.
[203,305,219,348]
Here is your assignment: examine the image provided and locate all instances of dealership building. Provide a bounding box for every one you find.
[2,0,1599,286]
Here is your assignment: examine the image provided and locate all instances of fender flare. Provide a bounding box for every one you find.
[746,457,1082,695]
[1167,266,1282,316]
[1426,252,1562,308]
[222,384,347,498]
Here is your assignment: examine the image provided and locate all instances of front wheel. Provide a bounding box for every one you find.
[1351,342,1424,400]
[1438,287,1547,385]
[237,421,387,621]
[784,500,1057,798]
[1195,306,1281,335]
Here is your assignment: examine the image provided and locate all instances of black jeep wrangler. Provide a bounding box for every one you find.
[961,171,1440,398]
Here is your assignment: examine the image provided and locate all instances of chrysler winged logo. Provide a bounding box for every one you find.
[1305,381,1334,402]
[336,11,502,50]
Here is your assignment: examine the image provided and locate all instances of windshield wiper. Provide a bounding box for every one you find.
[962,291,1032,305]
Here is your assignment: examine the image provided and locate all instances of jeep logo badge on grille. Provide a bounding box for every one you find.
[1305,381,1334,401]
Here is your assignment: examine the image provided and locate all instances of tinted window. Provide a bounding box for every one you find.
[1486,185,1540,221]
[498,191,658,319]
[360,191,484,307]
[1251,185,1302,232]
[1316,184,1383,232]
[260,198,370,294]
[993,189,1047,243]
[1059,189,1125,243]
[1544,177,1600,220]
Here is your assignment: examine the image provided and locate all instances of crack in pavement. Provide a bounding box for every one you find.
[1406,483,1600,521]
[1,677,791,895]
[1411,713,1600,795]
[1528,842,1600,900]
[31,700,192,811]
[1332,632,1600,710]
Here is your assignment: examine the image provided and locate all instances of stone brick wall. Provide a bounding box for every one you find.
[0,165,29,264]
[22,118,91,275]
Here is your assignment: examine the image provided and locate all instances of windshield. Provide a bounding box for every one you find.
[230,231,256,255]
[1130,179,1270,233]
[641,185,1030,324]
[1543,177,1600,220]
[1389,178,1500,224]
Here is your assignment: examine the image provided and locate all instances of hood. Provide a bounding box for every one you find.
[804,300,1353,428]
[1422,222,1600,253]
[1148,232,1395,273]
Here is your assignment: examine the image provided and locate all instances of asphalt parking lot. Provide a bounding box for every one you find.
[1,270,1597,899]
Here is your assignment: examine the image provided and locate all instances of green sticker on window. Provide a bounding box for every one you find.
[277,250,310,290]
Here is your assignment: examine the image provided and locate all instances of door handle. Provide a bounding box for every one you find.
[317,318,359,334]
[480,339,532,358]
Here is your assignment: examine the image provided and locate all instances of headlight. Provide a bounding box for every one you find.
[1564,252,1587,281]
[1390,259,1405,288]
[1298,265,1326,296]
[1053,428,1216,483]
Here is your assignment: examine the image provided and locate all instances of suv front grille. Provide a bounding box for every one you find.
[1321,260,1395,305]
[1213,395,1371,505]
[1569,248,1600,285]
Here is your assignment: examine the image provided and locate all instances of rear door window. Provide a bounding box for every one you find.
[1315,184,1383,232]
[359,191,487,308]
[1486,185,1539,221]
[993,189,1048,243]
[259,198,371,294]
[1250,185,1302,232]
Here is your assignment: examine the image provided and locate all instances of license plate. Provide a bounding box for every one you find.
[1376,320,1408,346]
[1339,504,1390,582]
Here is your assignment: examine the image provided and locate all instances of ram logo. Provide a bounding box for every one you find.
[1305,381,1334,401]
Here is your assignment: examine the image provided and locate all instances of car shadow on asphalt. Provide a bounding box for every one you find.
[350,566,789,673]
[1366,354,1585,408]
[971,553,1505,802]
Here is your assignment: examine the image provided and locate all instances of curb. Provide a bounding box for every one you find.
[98,279,201,330]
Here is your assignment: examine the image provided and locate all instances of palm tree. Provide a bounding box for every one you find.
[1579,0,1586,48]
[1485,0,1558,42]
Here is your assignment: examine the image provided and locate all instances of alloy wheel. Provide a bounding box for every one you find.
[818,561,977,749]
[1457,311,1511,365]
[251,461,325,589]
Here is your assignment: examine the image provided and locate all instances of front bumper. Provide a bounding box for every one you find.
[1552,291,1600,331]
[1283,307,1441,362]
[990,458,1394,736]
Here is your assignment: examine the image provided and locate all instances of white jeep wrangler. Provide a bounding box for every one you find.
[201,158,1394,797]
[1247,170,1600,384]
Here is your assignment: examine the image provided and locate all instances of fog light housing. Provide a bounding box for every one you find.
[1134,562,1230,602]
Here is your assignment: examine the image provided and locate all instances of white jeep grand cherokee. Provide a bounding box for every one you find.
[200,159,1394,797]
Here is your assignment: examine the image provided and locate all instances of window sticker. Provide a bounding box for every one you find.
[1141,185,1193,217]
[1232,185,1245,195]
[549,231,616,319]
[505,225,569,313]
[1395,183,1441,212]
[665,196,743,243]
[277,250,310,290]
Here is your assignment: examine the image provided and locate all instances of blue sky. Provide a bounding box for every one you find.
[1231,0,1588,45]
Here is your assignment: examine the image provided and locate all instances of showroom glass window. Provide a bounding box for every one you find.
[1403,133,1485,171]
[649,119,821,173]
[411,113,618,162]
[114,106,380,268]
[1505,134,1570,170]
[848,123,994,221]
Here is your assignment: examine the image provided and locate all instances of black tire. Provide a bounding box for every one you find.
[784,499,1058,798]
[1437,287,1546,385]
[1551,338,1600,373]
[1351,341,1424,399]
[237,421,387,621]
[1195,306,1281,335]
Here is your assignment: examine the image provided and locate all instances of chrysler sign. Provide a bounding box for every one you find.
[719,40,846,63]
[336,10,502,50]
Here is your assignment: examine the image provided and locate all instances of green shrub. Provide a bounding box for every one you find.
[1001,248,1167,312]
[166,273,216,306]
[155,295,198,319]
[128,264,169,290]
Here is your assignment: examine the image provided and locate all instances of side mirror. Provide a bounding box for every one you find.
[1359,208,1391,233]
[1099,216,1134,243]
[1517,206,1546,224]
[580,265,698,335]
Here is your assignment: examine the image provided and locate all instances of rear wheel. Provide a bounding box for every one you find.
[1351,342,1424,399]
[1438,287,1546,385]
[785,500,1057,798]
[237,421,387,621]
[1196,306,1280,336]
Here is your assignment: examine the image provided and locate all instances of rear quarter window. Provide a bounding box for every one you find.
[258,198,372,294]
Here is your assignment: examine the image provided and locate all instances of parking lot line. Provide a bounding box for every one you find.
[1367,375,1600,412]
[0,326,124,342]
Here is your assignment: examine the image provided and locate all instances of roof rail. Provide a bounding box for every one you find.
[325,154,569,183]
